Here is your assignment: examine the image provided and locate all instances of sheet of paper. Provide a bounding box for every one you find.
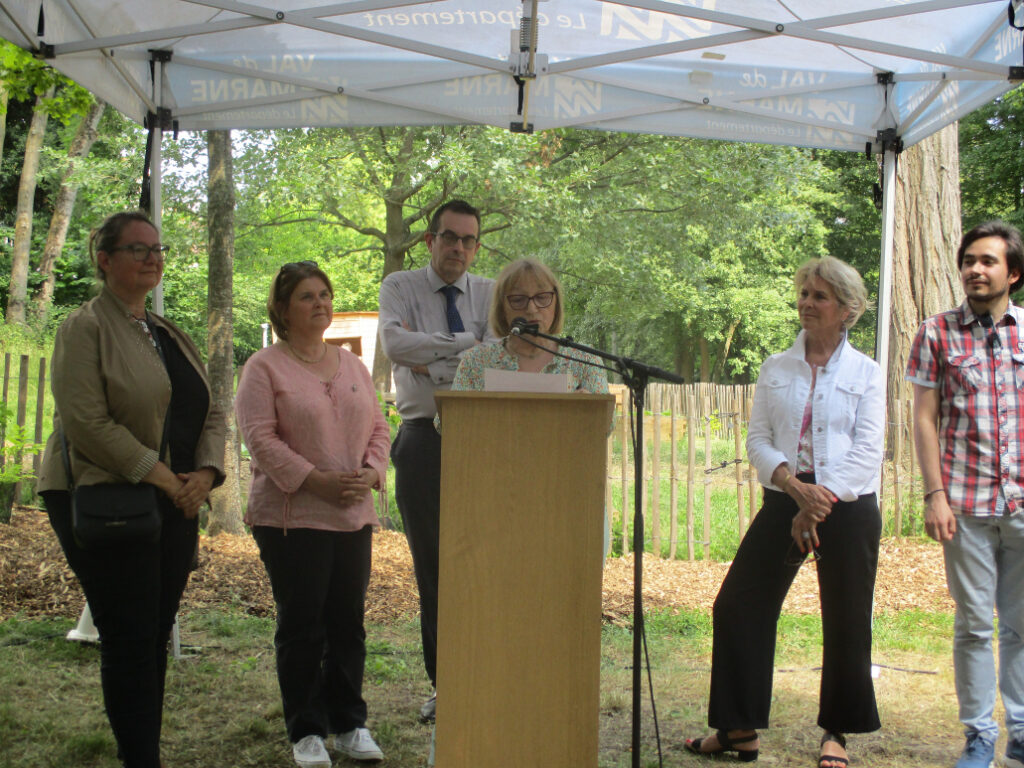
[483,369,570,393]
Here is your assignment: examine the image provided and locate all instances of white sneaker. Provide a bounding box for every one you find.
[333,727,384,762]
[293,734,331,768]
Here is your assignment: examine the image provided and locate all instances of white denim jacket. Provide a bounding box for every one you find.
[746,330,885,501]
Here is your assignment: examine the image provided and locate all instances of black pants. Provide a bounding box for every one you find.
[252,525,372,742]
[43,490,197,768]
[390,419,441,688]
[707,485,882,734]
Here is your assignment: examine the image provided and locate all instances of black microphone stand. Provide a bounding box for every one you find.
[513,326,683,768]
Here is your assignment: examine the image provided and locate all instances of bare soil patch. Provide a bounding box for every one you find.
[1,506,952,622]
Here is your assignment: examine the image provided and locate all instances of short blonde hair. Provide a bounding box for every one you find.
[489,259,564,337]
[794,256,870,329]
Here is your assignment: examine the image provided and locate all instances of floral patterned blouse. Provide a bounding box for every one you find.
[452,340,609,394]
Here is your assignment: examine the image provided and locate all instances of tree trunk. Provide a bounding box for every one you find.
[887,122,963,449]
[370,193,418,391]
[5,86,54,326]
[205,129,245,536]
[712,319,741,383]
[32,99,106,322]
[0,83,8,169]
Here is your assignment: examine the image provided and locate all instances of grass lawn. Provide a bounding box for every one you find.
[0,603,981,768]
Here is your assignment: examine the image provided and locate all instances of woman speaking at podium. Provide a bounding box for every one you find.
[450,258,607,395]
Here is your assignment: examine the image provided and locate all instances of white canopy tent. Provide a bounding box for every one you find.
[4,4,1022,762]
[2,0,1022,360]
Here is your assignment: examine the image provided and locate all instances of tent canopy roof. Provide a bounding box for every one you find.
[1,1,1022,151]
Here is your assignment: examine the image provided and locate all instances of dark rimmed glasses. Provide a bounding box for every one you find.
[112,243,170,262]
[784,540,821,567]
[433,230,479,249]
[505,291,555,311]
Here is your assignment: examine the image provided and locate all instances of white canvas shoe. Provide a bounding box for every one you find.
[333,727,384,762]
[293,734,331,768]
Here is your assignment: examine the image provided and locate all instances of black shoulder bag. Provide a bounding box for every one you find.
[60,316,171,550]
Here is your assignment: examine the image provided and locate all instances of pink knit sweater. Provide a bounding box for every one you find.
[235,344,390,532]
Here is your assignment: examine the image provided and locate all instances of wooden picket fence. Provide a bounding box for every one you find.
[0,353,49,509]
[3,352,926,559]
[605,383,924,560]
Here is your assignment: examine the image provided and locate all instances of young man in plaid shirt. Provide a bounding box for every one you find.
[907,221,1024,768]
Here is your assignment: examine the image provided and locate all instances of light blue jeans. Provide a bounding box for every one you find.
[944,510,1024,743]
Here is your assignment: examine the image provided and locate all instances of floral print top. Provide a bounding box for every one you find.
[452,340,609,394]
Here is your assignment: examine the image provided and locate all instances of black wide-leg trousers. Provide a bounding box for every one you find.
[44,489,196,768]
[252,524,372,743]
[707,484,882,734]
[390,418,441,688]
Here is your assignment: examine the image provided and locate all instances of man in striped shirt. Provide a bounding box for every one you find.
[907,221,1024,768]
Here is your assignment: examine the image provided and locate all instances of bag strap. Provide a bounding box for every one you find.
[59,314,173,490]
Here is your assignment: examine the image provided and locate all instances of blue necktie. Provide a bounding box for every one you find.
[441,285,465,333]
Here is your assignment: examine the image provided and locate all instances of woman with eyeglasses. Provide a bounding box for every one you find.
[448,258,608,394]
[38,210,226,768]
[685,257,884,768]
[234,261,390,767]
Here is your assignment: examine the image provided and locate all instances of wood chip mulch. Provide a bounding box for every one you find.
[0,507,954,624]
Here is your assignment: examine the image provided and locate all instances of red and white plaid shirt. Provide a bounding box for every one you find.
[906,300,1024,517]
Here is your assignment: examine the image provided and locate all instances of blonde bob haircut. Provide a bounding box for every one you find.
[489,259,565,338]
[794,256,870,329]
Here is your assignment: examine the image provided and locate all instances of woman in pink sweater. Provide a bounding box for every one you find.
[235,261,390,767]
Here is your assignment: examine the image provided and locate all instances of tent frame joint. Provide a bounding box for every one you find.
[36,42,55,59]
[875,127,903,155]
[150,49,172,64]
[1010,66,1024,82]
[509,121,534,134]
[146,107,173,131]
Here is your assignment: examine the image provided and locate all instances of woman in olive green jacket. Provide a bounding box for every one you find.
[38,211,225,768]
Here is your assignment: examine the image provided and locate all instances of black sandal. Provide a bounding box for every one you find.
[685,730,759,762]
[819,732,848,768]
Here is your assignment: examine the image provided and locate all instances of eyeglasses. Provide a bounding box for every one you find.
[433,230,479,249]
[281,260,319,271]
[112,243,170,261]
[784,540,821,567]
[505,291,555,311]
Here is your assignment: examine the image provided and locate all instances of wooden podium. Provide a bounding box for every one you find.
[433,390,614,768]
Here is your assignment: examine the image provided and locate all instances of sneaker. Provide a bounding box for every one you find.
[293,734,331,768]
[419,692,436,723]
[954,733,995,768]
[1006,737,1024,768]
[333,727,384,762]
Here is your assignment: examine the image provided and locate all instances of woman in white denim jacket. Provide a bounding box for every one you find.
[686,257,884,768]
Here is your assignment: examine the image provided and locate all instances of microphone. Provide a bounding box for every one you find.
[510,317,539,336]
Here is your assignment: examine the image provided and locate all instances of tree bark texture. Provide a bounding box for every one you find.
[206,129,245,535]
[33,99,106,321]
[5,87,54,325]
[887,122,963,448]
[0,84,8,169]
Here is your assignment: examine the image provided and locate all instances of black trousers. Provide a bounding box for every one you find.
[252,525,372,742]
[43,490,197,768]
[390,419,441,688]
[707,485,882,734]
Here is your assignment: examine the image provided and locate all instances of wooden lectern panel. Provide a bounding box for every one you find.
[434,391,613,768]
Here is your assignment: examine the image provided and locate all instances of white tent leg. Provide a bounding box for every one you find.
[152,57,165,315]
[66,602,100,643]
[171,614,181,659]
[875,147,897,377]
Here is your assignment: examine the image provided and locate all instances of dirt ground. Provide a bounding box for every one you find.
[0,505,954,622]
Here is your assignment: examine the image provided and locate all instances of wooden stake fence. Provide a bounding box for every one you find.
[606,383,926,560]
